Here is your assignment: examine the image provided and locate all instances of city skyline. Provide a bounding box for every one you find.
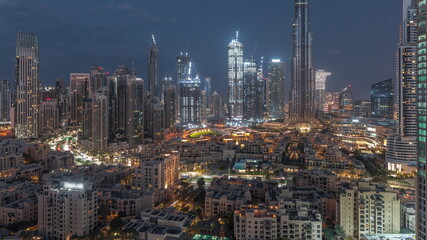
[0,0,400,100]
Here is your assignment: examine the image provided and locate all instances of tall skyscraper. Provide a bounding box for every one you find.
[386,0,418,175]
[204,77,212,114]
[268,59,286,119]
[212,91,224,118]
[149,35,159,97]
[0,79,11,122]
[109,65,133,141]
[163,79,177,129]
[15,32,40,139]
[397,0,418,137]
[90,66,108,93]
[179,75,201,125]
[243,60,258,121]
[126,77,145,147]
[371,79,394,118]
[228,32,244,120]
[315,70,331,111]
[70,73,90,126]
[92,89,109,153]
[40,100,59,133]
[415,1,426,239]
[289,0,316,123]
[176,53,191,85]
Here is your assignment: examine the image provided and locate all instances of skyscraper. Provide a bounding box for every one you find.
[212,91,224,118]
[70,73,90,126]
[163,78,177,130]
[398,0,418,137]
[268,59,286,119]
[314,70,331,111]
[15,32,40,139]
[126,77,145,147]
[386,0,418,175]
[0,79,11,122]
[109,65,133,141]
[243,59,258,120]
[92,89,109,153]
[204,77,212,114]
[179,75,201,125]
[371,79,394,118]
[176,53,191,85]
[339,85,353,111]
[90,66,108,93]
[289,0,316,123]
[40,100,59,133]
[149,35,159,97]
[228,32,244,120]
[415,1,426,239]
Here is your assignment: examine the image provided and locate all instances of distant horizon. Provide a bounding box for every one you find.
[0,0,400,100]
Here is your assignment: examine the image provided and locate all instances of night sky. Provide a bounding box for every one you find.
[0,0,400,100]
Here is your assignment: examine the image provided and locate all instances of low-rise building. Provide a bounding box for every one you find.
[234,205,322,240]
[294,170,338,192]
[123,208,196,240]
[338,181,401,239]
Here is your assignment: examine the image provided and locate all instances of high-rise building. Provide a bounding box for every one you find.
[386,0,418,175]
[398,0,418,137]
[163,78,176,130]
[339,85,353,111]
[416,1,427,239]
[40,100,59,133]
[90,66,108,93]
[179,75,201,125]
[324,92,340,112]
[212,91,224,118]
[92,90,109,154]
[371,79,394,118]
[70,73,90,126]
[126,77,145,147]
[289,0,316,123]
[149,35,159,97]
[109,65,132,141]
[201,89,208,123]
[268,59,285,119]
[38,178,98,239]
[55,77,65,96]
[176,53,191,86]
[0,79,11,122]
[315,70,331,111]
[15,32,40,139]
[204,77,212,114]
[228,32,244,120]
[82,98,93,140]
[353,100,371,116]
[243,60,259,121]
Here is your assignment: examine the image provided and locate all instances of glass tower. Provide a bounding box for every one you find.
[15,32,40,139]
[289,0,316,123]
[417,1,427,239]
[228,32,244,120]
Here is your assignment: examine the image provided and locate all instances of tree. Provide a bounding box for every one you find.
[197,177,206,189]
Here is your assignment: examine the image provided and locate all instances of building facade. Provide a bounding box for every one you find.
[289,0,316,123]
[228,32,244,120]
[268,59,285,119]
[15,32,40,139]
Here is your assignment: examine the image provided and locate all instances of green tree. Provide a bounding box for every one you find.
[197,177,206,189]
